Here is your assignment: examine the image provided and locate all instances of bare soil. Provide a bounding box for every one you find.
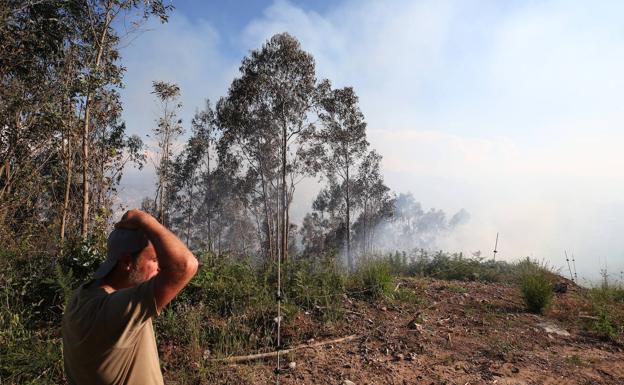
[165,278,624,385]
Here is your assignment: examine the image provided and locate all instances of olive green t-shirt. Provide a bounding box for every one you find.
[62,278,163,385]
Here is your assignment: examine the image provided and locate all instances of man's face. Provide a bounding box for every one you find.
[128,242,159,286]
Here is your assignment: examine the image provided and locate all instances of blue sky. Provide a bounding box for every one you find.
[117,0,624,282]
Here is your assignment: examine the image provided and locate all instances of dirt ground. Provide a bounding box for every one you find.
[166,278,624,385]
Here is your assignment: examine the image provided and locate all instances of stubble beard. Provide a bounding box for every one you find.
[128,265,148,287]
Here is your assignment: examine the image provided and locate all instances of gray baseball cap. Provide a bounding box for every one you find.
[93,229,149,279]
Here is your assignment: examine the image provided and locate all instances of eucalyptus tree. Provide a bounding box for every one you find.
[352,150,393,255]
[217,33,318,261]
[169,100,219,248]
[76,0,172,239]
[300,176,348,257]
[315,81,369,271]
[150,81,183,227]
[0,0,76,242]
[190,100,219,250]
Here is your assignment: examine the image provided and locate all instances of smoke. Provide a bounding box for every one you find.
[366,192,470,254]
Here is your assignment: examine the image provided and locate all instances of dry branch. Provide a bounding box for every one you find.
[211,334,359,364]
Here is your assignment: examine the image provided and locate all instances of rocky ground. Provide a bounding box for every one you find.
[166,278,624,385]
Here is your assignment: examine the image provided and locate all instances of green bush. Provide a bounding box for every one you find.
[349,258,394,300]
[368,250,520,283]
[0,302,63,384]
[518,261,554,314]
[591,307,618,340]
[285,255,345,319]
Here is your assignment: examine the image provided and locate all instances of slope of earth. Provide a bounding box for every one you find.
[167,278,624,385]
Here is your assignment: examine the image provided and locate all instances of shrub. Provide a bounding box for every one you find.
[285,255,345,315]
[586,286,623,341]
[349,258,394,300]
[518,260,554,314]
[591,307,618,341]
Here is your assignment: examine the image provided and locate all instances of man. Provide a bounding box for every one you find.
[62,209,198,385]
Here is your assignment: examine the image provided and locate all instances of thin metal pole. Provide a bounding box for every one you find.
[493,232,499,262]
[275,134,284,385]
[564,250,573,281]
[276,253,281,385]
[571,253,578,283]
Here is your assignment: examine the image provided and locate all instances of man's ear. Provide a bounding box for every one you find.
[118,254,134,271]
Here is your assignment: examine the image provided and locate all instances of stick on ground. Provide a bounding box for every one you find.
[211,335,359,364]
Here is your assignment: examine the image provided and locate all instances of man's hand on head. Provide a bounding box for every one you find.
[115,209,155,231]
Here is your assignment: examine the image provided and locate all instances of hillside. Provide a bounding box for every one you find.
[179,277,624,385]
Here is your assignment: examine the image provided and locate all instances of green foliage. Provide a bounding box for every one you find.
[157,253,277,358]
[0,270,64,384]
[591,307,618,340]
[285,256,345,311]
[184,254,273,317]
[358,250,525,283]
[0,238,105,384]
[588,285,624,304]
[349,258,394,300]
[585,286,623,340]
[518,260,554,314]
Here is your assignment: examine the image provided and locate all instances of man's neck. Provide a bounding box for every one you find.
[97,273,132,292]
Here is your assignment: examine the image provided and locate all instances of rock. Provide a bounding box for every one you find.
[537,321,571,337]
[511,367,520,374]
[343,380,355,385]
[288,362,296,370]
[393,353,405,361]
[554,282,568,293]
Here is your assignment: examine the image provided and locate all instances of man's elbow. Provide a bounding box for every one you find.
[163,253,198,281]
[186,254,199,278]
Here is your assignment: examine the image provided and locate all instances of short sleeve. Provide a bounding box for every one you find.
[100,278,159,348]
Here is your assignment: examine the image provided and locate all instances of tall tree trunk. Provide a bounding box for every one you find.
[281,123,287,262]
[81,2,113,239]
[185,171,193,246]
[206,146,212,252]
[159,116,168,226]
[275,172,280,263]
[81,95,91,239]
[346,165,351,272]
[259,169,273,260]
[60,134,73,244]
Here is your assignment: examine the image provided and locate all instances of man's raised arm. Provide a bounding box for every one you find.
[116,209,198,312]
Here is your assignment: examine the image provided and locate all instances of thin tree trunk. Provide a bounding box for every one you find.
[81,2,113,239]
[60,134,73,244]
[185,171,193,246]
[346,165,351,272]
[159,135,166,225]
[81,95,91,239]
[259,169,273,260]
[275,173,280,263]
[206,145,212,252]
[281,123,287,262]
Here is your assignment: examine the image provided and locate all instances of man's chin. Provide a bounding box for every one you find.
[128,272,150,287]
